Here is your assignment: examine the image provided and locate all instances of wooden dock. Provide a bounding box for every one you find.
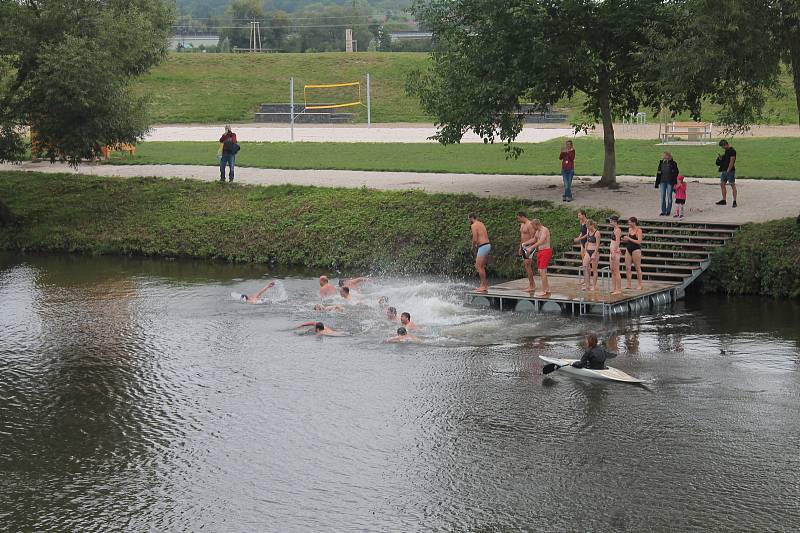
[467,219,741,316]
[468,275,681,315]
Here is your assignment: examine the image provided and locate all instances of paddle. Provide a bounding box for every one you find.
[542,361,573,375]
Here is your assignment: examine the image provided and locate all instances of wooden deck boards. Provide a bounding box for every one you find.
[470,274,679,305]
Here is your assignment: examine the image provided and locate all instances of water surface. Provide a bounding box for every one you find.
[1,254,799,531]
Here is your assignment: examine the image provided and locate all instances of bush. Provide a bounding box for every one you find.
[700,218,800,298]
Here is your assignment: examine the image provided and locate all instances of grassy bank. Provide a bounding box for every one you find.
[700,218,800,299]
[135,53,799,125]
[109,138,800,179]
[0,171,610,278]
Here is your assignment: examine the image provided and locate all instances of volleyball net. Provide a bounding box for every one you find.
[302,81,363,111]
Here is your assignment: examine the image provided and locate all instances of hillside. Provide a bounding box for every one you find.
[135,52,799,125]
[135,52,429,124]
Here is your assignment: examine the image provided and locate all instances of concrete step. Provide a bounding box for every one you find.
[598,223,738,236]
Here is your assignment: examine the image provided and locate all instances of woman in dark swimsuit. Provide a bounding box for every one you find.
[622,216,644,290]
[581,219,600,291]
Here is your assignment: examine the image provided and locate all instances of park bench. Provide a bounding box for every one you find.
[100,143,136,159]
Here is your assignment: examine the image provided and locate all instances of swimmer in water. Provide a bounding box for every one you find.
[386,306,398,322]
[338,276,370,291]
[400,312,419,331]
[313,303,345,312]
[319,275,338,299]
[294,321,345,337]
[378,296,389,307]
[386,327,420,343]
[239,281,276,303]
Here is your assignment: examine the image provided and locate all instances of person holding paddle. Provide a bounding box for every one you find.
[572,333,617,369]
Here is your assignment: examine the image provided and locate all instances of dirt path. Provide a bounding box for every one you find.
[4,161,798,224]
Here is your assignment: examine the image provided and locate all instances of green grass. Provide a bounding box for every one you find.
[135,52,431,124]
[0,171,610,279]
[108,137,800,179]
[135,52,799,125]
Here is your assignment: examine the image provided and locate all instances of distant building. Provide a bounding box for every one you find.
[388,31,433,42]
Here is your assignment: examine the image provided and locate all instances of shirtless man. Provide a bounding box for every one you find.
[524,219,552,297]
[313,303,345,312]
[339,277,370,291]
[517,211,538,292]
[469,213,491,293]
[386,327,421,343]
[400,312,419,331]
[386,306,399,322]
[319,275,338,298]
[294,321,345,337]
[239,281,275,303]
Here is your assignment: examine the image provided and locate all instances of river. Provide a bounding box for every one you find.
[1,253,799,531]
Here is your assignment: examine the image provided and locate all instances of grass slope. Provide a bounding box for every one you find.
[136,52,799,125]
[110,137,800,179]
[136,53,430,124]
[0,171,610,279]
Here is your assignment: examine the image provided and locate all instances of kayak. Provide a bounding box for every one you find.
[539,356,643,384]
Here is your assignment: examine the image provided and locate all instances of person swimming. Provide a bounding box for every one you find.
[319,276,338,299]
[386,306,398,322]
[239,282,276,304]
[400,312,418,331]
[294,321,345,337]
[313,303,345,312]
[571,333,618,369]
[386,327,420,343]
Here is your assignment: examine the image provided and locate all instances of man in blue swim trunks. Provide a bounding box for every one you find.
[469,213,491,293]
[716,139,737,208]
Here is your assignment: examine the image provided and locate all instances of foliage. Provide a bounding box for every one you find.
[0,0,174,165]
[0,171,608,279]
[700,218,800,298]
[107,138,800,180]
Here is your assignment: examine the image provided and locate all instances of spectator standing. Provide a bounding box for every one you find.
[716,139,737,207]
[673,175,687,218]
[655,151,679,216]
[559,140,576,202]
[219,125,238,182]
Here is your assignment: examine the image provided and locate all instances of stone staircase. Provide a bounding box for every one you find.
[548,219,741,289]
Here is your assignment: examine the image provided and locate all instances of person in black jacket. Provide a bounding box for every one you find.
[572,333,618,369]
[656,151,679,216]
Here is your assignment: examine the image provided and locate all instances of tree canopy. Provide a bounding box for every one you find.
[409,0,784,186]
[0,0,173,165]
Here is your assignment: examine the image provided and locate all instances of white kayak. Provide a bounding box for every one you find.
[539,356,643,384]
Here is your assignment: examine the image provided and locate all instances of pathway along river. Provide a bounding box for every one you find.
[1,253,799,531]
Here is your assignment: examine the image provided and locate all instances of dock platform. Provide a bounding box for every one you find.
[467,275,681,316]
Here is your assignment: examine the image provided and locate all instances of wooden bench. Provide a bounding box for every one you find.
[660,121,712,142]
[100,143,136,159]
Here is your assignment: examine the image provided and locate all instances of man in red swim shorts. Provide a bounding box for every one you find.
[528,219,552,297]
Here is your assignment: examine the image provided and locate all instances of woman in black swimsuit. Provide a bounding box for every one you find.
[622,216,644,290]
[581,219,600,291]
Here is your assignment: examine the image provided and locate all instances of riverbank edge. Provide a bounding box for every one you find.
[699,218,800,299]
[0,171,610,280]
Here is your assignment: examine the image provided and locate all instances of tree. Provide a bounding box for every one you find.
[0,0,173,224]
[220,0,264,49]
[775,1,800,126]
[408,0,781,187]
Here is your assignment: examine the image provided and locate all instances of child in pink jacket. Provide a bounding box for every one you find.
[674,175,687,218]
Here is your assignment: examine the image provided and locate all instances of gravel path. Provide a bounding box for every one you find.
[5,161,797,224]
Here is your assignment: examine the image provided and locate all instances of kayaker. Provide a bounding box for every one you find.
[572,334,618,369]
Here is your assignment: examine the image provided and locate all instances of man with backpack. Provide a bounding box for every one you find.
[219,125,240,182]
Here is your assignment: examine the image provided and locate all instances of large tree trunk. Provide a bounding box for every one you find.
[0,199,15,225]
[596,91,617,187]
[790,29,800,127]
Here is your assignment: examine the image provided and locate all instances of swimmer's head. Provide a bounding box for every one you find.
[340,286,350,297]
[400,312,411,324]
[313,304,323,311]
[378,296,389,306]
[315,322,325,332]
[397,327,407,336]
[387,306,397,319]
[319,275,329,286]
[338,279,345,287]
[240,295,248,302]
